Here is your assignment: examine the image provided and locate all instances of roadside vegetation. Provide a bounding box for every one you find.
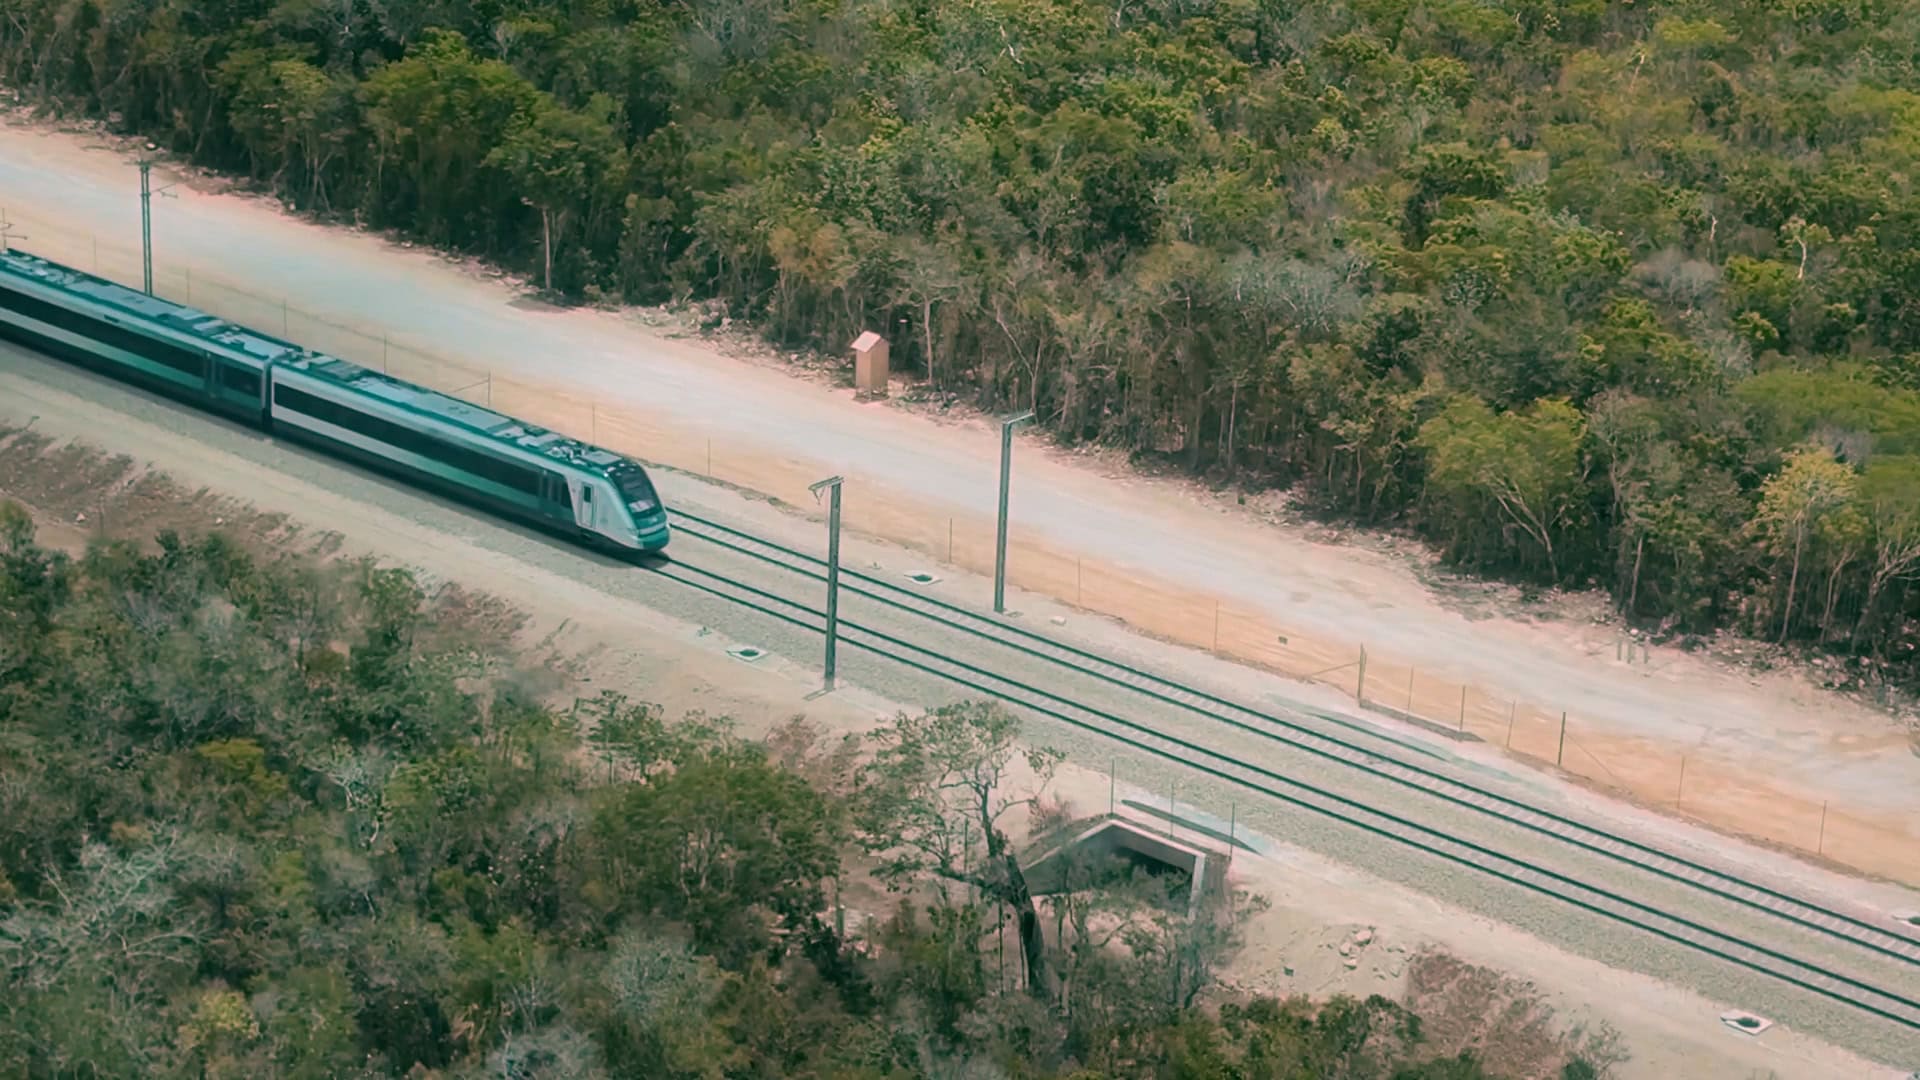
[6,1,1918,674]
[0,500,1621,1077]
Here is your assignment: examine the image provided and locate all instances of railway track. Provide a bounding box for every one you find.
[656,507,1920,1034]
[5,297,1915,1052]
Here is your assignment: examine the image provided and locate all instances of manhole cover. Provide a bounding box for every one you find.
[1893,911,1920,928]
[727,646,767,663]
[1718,1011,1771,1036]
[905,571,941,585]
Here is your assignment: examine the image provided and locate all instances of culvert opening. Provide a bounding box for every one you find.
[905,571,940,585]
[727,646,767,663]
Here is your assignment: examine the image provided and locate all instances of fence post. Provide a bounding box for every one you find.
[1818,801,1829,855]
[1556,712,1568,768]
[1459,686,1466,730]
[1213,601,1221,652]
[1676,755,1687,808]
[1356,646,1368,705]
[1406,668,1416,711]
[1505,701,1516,748]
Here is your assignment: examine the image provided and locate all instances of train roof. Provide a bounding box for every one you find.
[277,352,638,475]
[2,247,648,480]
[0,247,302,367]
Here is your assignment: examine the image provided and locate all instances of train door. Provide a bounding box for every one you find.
[575,479,598,532]
[541,471,576,526]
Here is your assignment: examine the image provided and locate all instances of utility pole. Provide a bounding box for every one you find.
[994,410,1035,614]
[139,158,177,296]
[810,475,844,692]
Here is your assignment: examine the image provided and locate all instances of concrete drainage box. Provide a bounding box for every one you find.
[1022,815,1232,923]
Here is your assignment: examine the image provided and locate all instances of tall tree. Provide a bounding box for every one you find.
[486,93,626,294]
[1752,444,1861,642]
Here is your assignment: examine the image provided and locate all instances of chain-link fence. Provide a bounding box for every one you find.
[7,206,1915,887]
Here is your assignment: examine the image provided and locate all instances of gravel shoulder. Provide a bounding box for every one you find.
[1,342,1914,1076]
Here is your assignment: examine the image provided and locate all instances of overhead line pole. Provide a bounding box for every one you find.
[810,475,845,691]
[994,411,1035,614]
[138,159,178,297]
[0,211,24,255]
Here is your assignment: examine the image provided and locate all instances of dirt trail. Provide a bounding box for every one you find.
[1,117,1915,884]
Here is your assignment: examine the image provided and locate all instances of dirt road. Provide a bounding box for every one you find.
[0,117,1914,880]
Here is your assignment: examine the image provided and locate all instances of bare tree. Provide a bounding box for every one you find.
[853,701,1063,999]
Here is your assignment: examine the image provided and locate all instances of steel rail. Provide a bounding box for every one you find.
[664,508,1920,970]
[641,554,1920,1031]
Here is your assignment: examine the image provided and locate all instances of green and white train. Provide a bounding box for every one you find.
[0,247,670,554]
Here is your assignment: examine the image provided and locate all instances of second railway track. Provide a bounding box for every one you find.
[657,506,1920,1038]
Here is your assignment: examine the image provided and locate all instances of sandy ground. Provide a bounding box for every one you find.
[0,357,1903,1080]
[0,117,1916,886]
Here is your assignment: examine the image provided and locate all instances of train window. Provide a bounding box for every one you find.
[610,465,658,509]
[0,285,208,378]
[219,364,260,395]
[274,383,544,495]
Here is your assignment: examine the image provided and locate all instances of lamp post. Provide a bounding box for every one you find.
[139,158,178,296]
[994,411,1035,614]
[809,475,844,691]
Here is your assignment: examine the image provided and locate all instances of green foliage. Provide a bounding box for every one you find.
[0,517,1496,1076]
[12,0,1920,663]
[1417,396,1589,579]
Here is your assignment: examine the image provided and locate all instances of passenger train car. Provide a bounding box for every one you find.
[0,247,669,554]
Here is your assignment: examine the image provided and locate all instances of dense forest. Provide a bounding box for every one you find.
[6,0,1920,666]
[0,502,1610,1077]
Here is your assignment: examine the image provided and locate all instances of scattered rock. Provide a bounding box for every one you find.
[1050,616,1066,626]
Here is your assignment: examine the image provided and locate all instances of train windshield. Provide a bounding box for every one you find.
[611,464,659,511]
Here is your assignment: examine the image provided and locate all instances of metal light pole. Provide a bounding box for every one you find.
[994,411,1035,614]
[139,159,177,296]
[810,475,844,691]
